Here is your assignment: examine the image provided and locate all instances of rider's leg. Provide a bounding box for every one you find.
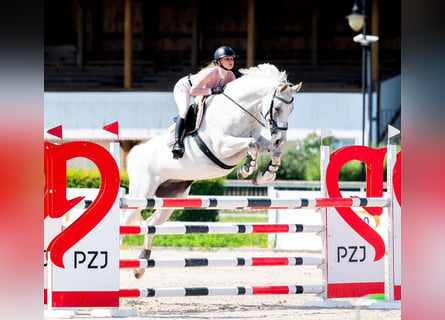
[172,77,191,159]
[172,116,186,159]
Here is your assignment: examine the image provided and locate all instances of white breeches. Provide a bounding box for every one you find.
[173,76,192,118]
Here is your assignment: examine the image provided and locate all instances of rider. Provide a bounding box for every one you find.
[171,45,237,159]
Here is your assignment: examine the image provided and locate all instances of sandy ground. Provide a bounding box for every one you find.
[45,247,401,320]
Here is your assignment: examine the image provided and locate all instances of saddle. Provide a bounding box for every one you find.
[167,96,206,147]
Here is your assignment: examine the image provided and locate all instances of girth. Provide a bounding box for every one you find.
[191,132,236,170]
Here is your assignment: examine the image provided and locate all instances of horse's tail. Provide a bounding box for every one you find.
[126,141,152,197]
[125,142,139,170]
[126,136,156,167]
[126,142,150,180]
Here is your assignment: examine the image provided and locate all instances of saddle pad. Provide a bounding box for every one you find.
[166,97,206,148]
[195,98,205,131]
[166,123,176,147]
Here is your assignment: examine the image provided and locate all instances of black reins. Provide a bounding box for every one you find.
[222,93,265,127]
[192,86,294,170]
[223,87,294,133]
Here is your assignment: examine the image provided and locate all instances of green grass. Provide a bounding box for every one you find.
[121,214,268,248]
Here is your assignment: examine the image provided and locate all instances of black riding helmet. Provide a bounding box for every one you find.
[214,46,236,60]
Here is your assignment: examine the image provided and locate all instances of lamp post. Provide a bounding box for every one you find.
[346,0,378,147]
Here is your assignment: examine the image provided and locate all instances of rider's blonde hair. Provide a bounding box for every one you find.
[200,60,218,71]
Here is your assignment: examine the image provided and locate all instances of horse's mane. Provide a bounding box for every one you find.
[238,63,288,84]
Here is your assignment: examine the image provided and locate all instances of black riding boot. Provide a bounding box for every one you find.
[172,117,186,159]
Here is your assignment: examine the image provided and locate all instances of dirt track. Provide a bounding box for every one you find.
[46,247,401,320]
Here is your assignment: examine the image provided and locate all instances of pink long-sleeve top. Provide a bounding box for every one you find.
[189,66,236,96]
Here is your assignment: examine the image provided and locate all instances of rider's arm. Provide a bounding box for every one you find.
[223,71,236,85]
[189,68,220,96]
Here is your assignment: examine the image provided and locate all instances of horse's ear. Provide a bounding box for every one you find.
[292,82,303,93]
[279,84,290,93]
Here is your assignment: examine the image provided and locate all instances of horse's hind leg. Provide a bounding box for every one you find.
[133,180,193,279]
[119,207,142,246]
[133,208,174,279]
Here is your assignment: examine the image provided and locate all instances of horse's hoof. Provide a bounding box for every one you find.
[133,249,151,279]
[252,173,260,185]
[133,268,145,279]
[255,170,276,185]
[237,170,247,179]
[252,171,275,185]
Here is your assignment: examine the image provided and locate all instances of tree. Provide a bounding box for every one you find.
[278,133,327,181]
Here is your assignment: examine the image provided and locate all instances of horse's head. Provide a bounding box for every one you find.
[236,63,302,149]
[265,81,302,148]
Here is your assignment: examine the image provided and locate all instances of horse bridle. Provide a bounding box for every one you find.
[263,87,294,134]
[222,86,294,135]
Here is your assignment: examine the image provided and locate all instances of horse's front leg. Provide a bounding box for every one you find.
[237,135,278,180]
[252,149,282,185]
[237,146,259,179]
[215,135,278,180]
[212,135,258,179]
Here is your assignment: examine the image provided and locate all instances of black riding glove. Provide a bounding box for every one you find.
[211,86,224,95]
